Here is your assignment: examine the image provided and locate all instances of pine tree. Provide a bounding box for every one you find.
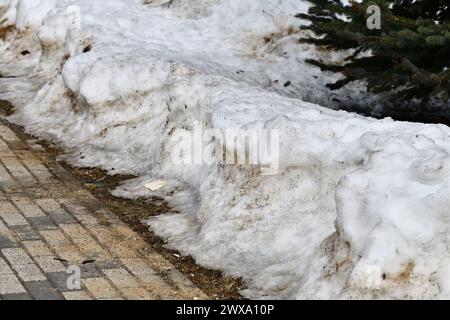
[298,0,450,107]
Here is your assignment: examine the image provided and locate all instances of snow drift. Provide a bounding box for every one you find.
[0,0,449,299]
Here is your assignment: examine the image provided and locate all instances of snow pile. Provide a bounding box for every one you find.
[0,0,449,299]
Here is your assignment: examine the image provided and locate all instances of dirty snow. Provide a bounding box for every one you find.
[0,0,449,299]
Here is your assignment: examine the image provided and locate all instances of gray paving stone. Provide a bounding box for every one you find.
[22,240,53,257]
[0,235,19,249]
[36,199,77,225]
[0,163,15,185]
[14,263,46,282]
[47,272,79,292]
[0,201,28,226]
[82,277,119,299]
[94,260,122,270]
[81,198,105,212]
[10,197,45,218]
[24,281,63,300]
[1,159,37,185]
[80,263,101,278]
[34,256,66,273]
[0,274,26,294]
[48,212,77,225]
[1,185,22,194]
[62,290,91,300]
[28,216,58,231]
[0,125,20,142]
[102,268,139,288]
[36,199,65,215]
[1,292,33,300]
[73,214,98,226]
[1,247,33,265]
[10,225,41,241]
[61,202,91,216]
[0,257,13,274]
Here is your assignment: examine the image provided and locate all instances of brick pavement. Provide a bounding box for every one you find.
[0,115,207,300]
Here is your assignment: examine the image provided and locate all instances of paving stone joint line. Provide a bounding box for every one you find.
[0,117,207,300]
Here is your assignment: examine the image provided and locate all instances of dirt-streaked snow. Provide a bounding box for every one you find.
[1,0,450,299]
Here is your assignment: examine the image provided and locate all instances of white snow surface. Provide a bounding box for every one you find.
[1,0,450,299]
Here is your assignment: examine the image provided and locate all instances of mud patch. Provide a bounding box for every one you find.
[0,25,14,40]
[0,100,14,115]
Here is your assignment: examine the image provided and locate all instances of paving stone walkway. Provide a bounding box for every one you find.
[0,115,207,300]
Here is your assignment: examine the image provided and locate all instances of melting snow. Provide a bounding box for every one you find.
[0,0,449,299]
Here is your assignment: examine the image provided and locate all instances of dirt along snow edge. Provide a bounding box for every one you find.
[1,0,450,299]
